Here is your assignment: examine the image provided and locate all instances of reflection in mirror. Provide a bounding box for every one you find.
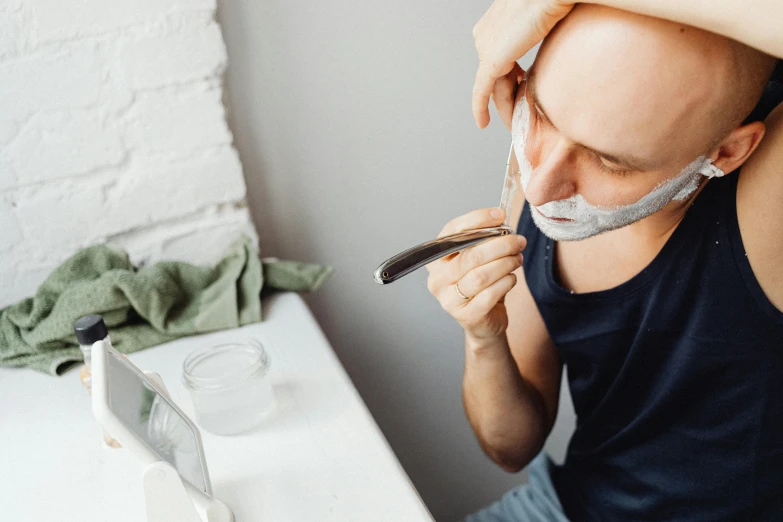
[107,351,207,493]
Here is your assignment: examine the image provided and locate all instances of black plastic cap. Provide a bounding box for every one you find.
[73,314,108,345]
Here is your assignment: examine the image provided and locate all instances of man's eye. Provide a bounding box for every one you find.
[597,159,631,176]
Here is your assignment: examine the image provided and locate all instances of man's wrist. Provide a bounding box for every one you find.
[464,331,510,358]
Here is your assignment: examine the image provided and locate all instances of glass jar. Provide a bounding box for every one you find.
[182,339,275,435]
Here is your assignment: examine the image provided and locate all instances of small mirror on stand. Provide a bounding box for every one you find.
[89,335,234,522]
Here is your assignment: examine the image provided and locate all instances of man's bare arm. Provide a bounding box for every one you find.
[462,264,562,472]
[598,0,783,59]
[462,187,562,472]
[736,103,783,310]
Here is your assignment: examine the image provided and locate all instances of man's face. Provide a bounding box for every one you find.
[515,68,716,239]
[509,4,773,241]
[517,64,716,211]
[515,11,727,235]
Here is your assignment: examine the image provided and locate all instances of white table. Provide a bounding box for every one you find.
[0,292,433,521]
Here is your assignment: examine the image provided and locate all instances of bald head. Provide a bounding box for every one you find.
[531,4,776,164]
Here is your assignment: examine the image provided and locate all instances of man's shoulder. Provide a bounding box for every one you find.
[736,98,783,312]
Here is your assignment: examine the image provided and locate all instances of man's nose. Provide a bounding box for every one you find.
[524,135,577,207]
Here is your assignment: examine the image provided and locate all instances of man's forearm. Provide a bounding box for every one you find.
[463,333,549,472]
[593,0,783,58]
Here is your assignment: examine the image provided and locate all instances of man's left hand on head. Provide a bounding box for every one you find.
[472,0,573,129]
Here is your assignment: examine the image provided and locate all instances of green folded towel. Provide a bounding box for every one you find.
[0,235,333,375]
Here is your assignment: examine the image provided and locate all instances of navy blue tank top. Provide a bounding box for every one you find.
[517,79,783,521]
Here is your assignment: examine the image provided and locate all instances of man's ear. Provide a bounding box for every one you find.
[710,121,767,175]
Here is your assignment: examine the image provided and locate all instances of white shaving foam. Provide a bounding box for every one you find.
[699,159,726,178]
[510,84,724,241]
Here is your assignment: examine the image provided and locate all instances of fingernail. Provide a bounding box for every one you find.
[491,208,504,219]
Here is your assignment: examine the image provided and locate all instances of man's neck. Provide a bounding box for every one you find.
[553,179,711,293]
[622,178,710,243]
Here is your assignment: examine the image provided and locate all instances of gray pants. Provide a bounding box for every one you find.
[464,452,570,522]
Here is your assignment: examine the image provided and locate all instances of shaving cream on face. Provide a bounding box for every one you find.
[510,83,725,241]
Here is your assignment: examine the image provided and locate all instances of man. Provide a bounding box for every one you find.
[425,2,783,520]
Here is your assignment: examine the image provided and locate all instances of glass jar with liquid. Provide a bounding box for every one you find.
[182,339,276,435]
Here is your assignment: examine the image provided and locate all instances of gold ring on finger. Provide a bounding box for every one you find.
[455,281,470,300]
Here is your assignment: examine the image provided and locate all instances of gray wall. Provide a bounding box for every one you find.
[216,1,575,519]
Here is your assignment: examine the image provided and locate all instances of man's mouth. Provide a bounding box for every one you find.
[535,208,574,223]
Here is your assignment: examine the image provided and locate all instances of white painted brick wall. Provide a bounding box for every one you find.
[0,0,257,307]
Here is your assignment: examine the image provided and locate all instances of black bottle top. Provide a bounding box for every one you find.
[73,314,108,346]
